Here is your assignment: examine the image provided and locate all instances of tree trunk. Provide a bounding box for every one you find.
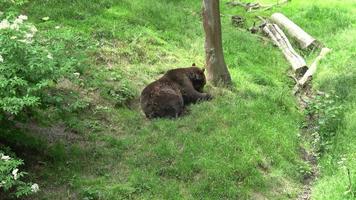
[202,0,232,86]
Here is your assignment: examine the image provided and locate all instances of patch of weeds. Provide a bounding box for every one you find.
[306,92,344,153]
[81,187,100,200]
[336,155,356,197]
[106,80,136,107]
[85,120,103,132]
[298,161,313,181]
[90,68,137,107]
[41,89,91,114]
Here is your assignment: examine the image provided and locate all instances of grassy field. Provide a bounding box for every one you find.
[0,0,355,199]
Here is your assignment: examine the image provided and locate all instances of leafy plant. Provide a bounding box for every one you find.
[2,0,29,6]
[0,14,65,117]
[307,93,344,153]
[107,80,136,107]
[0,150,39,198]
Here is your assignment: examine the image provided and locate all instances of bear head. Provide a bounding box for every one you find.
[188,64,206,92]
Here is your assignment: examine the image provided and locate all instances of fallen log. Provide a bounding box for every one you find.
[262,23,308,76]
[298,48,331,86]
[271,13,316,49]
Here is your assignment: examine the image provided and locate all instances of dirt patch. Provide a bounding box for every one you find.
[15,121,84,145]
[295,84,320,200]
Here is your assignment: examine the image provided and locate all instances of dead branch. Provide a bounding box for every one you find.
[298,48,332,86]
[256,16,267,23]
[248,22,260,33]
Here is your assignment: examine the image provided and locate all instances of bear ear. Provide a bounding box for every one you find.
[202,67,205,73]
[192,63,196,67]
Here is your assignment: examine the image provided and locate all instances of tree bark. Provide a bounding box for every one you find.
[202,0,232,86]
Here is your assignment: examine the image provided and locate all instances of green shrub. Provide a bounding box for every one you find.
[1,0,28,6]
[0,150,39,198]
[0,14,61,117]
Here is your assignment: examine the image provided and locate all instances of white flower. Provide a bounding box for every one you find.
[14,18,23,25]
[1,153,10,160]
[42,17,50,21]
[47,53,53,59]
[0,55,4,63]
[55,25,60,29]
[29,25,38,33]
[12,169,19,180]
[0,181,5,187]
[25,33,34,38]
[10,23,19,30]
[31,183,40,193]
[10,36,17,39]
[18,15,28,21]
[0,19,10,29]
[73,72,80,77]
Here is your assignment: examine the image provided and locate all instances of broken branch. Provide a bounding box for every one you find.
[298,48,332,86]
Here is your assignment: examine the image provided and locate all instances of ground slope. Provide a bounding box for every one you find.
[0,0,354,199]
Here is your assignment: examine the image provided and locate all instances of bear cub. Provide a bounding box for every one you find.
[141,64,212,119]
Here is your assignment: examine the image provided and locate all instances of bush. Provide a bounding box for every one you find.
[0,150,39,198]
[0,14,61,118]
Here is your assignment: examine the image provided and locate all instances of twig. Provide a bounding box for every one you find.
[288,74,298,84]
[256,16,268,24]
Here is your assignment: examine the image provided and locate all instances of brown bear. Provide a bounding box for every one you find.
[140,64,212,119]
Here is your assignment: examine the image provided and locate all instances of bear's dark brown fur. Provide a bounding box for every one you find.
[140,64,212,119]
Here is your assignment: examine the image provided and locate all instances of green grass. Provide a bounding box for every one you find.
[305,1,356,199]
[0,0,355,199]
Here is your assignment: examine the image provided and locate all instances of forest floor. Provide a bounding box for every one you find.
[1,0,355,199]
